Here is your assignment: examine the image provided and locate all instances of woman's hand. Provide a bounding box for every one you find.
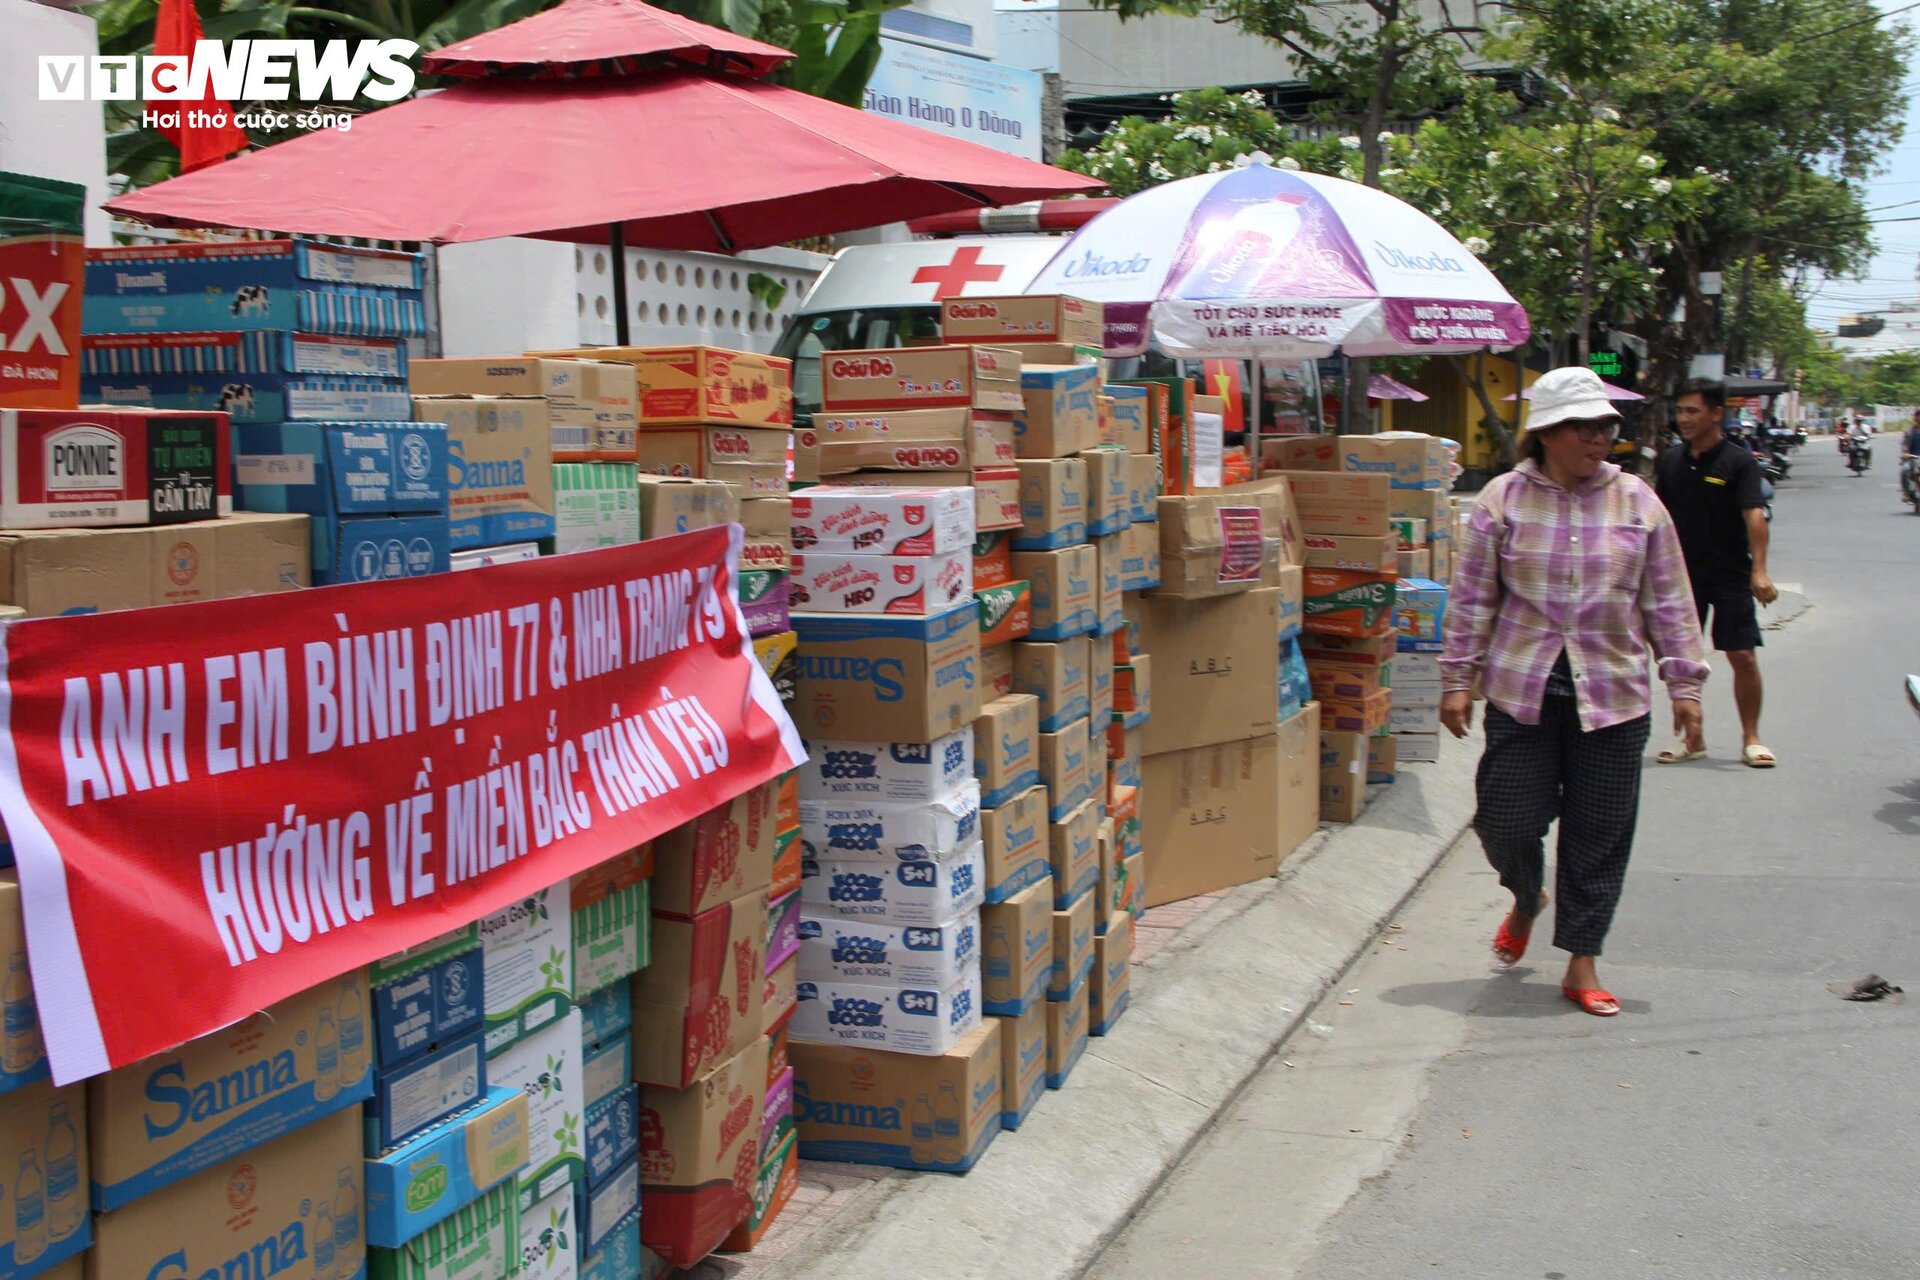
[1672,697,1703,743]
[1440,690,1475,739]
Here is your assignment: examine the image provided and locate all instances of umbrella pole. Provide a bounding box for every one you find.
[610,222,631,346]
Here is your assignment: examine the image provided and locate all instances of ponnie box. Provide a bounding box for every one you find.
[791,1022,1001,1171]
[408,356,637,460]
[821,346,1021,413]
[0,875,48,1096]
[88,1107,363,1280]
[2,407,235,529]
[790,485,972,556]
[637,1037,769,1268]
[800,728,974,804]
[368,1174,520,1280]
[792,604,982,744]
[534,345,791,429]
[630,892,768,1089]
[550,462,640,554]
[800,841,985,928]
[941,295,1104,348]
[1049,890,1095,1000]
[1012,544,1096,641]
[1045,981,1088,1088]
[90,970,372,1211]
[1013,457,1086,551]
[1082,448,1131,537]
[799,781,981,863]
[636,475,738,538]
[974,694,1042,809]
[980,880,1051,1016]
[979,785,1051,904]
[85,237,426,335]
[1039,719,1094,821]
[480,881,572,1056]
[413,395,558,549]
[797,909,979,990]
[363,1086,530,1247]
[651,776,778,917]
[1015,364,1100,458]
[789,548,970,616]
[1092,910,1133,1035]
[369,925,484,1069]
[1014,637,1090,734]
[0,1078,88,1275]
[995,1001,1048,1130]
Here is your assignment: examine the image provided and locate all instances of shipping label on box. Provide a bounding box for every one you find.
[822,346,1020,413]
[1014,637,1090,734]
[1049,798,1101,910]
[1157,492,1273,598]
[0,875,48,1096]
[1039,720,1093,821]
[490,1009,586,1214]
[1282,471,1392,536]
[480,883,573,1056]
[789,548,969,616]
[1015,364,1100,459]
[0,1078,88,1276]
[3,408,236,529]
[1303,570,1398,638]
[364,1086,529,1249]
[800,728,974,804]
[652,777,778,917]
[981,881,1051,1016]
[800,841,985,928]
[797,909,978,990]
[996,1001,1048,1130]
[791,485,973,556]
[942,295,1104,347]
[799,781,981,863]
[551,462,639,554]
[1012,544,1096,641]
[91,970,372,1210]
[1045,982,1088,1088]
[974,694,1042,809]
[792,604,981,744]
[630,894,767,1089]
[979,785,1050,904]
[1013,457,1086,551]
[1049,890,1095,1000]
[1092,910,1133,1035]
[412,396,557,550]
[88,1106,363,1280]
[517,1182,580,1280]
[1083,448,1131,537]
[791,1023,1001,1171]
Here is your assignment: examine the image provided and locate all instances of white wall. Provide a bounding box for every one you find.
[0,0,113,244]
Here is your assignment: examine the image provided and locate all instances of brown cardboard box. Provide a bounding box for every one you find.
[1038,720,1094,821]
[1091,910,1133,1035]
[790,1023,1001,1171]
[1140,733,1284,906]
[1299,630,1397,669]
[1092,531,1125,635]
[1368,731,1399,784]
[981,640,1015,699]
[411,395,558,548]
[1013,637,1091,735]
[1275,702,1322,860]
[1049,796,1102,909]
[1125,452,1161,521]
[1117,518,1161,592]
[1281,471,1392,536]
[1319,729,1368,823]
[653,778,780,917]
[1045,979,1089,1088]
[791,604,982,743]
[1049,891,1095,1001]
[1262,434,1340,472]
[639,1037,769,1268]
[1390,486,1452,529]
[1320,689,1392,735]
[636,425,790,497]
[806,408,1014,475]
[408,355,637,460]
[1429,535,1453,583]
[536,345,793,428]
[1222,476,1304,567]
[995,1001,1048,1129]
[1015,458,1088,549]
[982,879,1053,1015]
[89,1107,360,1280]
[1011,544,1097,641]
[1115,652,1150,717]
[974,694,1041,810]
[1015,365,1101,459]
[1081,448,1131,538]
[820,467,1020,534]
[1342,434,1450,488]
[0,511,308,617]
[1135,589,1280,756]
[0,1078,87,1273]
[637,475,740,538]
[822,346,1021,413]
[1155,492,1279,598]
[1397,548,1431,579]
[0,874,48,1092]
[1302,568,1397,638]
[981,783,1051,903]
[632,892,769,1088]
[941,295,1104,348]
[1304,533,1399,574]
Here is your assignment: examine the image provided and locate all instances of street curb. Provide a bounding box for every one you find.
[761,742,1482,1280]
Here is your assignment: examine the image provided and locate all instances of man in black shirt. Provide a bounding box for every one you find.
[1654,377,1778,767]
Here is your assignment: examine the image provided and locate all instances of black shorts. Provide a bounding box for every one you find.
[1695,589,1763,652]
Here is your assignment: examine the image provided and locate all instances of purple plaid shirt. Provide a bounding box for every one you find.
[1441,460,1709,730]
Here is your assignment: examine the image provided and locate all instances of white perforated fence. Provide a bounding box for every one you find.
[573,244,828,353]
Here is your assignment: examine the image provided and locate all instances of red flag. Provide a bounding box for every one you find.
[153,0,248,172]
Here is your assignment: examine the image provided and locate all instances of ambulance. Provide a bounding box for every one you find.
[771,214,1322,436]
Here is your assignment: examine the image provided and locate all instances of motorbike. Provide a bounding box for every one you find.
[1901,453,1920,514]
[1846,436,1872,475]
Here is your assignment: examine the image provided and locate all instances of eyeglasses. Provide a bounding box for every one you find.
[1563,421,1620,443]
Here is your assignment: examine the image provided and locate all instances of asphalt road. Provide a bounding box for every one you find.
[1088,437,1920,1280]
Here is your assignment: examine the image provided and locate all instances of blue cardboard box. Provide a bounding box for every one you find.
[84,330,411,424]
[327,515,451,584]
[369,926,484,1069]
[368,1031,488,1155]
[581,1215,642,1280]
[583,1084,640,1192]
[86,239,426,336]
[364,1086,531,1248]
[576,1156,640,1257]
[1394,578,1448,652]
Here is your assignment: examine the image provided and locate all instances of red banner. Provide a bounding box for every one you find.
[0,526,803,1082]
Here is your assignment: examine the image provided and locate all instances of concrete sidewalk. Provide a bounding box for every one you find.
[755,739,1480,1280]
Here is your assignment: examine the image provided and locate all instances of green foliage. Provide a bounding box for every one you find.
[1057,88,1299,195]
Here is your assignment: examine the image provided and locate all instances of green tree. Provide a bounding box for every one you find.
[1057,87,1301,195]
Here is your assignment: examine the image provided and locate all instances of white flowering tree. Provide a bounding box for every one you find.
[1056,88,1302,195]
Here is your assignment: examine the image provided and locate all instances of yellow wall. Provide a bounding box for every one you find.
[1393,358,1534,469]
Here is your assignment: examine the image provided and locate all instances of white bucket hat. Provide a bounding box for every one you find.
[1524,367,1622,433]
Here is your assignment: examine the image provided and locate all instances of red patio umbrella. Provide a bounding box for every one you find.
[422,0,792,79]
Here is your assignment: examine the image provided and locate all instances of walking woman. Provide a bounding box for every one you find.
[1439,367,1709,1016]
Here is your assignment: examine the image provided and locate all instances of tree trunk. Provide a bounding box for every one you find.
[1342,14,1402,437]
[1449,353,1516,466]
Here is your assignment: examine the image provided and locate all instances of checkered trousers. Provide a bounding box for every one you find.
[1473,694,1652,956]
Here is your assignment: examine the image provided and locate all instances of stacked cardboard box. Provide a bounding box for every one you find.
[1392,580,1449,762]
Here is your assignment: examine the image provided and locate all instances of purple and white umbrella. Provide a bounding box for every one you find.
[1024,158,1530,360]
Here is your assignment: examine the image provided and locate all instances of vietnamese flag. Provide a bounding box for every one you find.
[153,0,248,172]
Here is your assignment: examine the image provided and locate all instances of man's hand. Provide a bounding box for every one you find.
[1673,698,1703,744]
[1440,690,1475,739]
[1752,569,1778,607]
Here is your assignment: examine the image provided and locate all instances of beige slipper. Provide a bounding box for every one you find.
[1657,744,1708,763]
[1742,745,1777,769]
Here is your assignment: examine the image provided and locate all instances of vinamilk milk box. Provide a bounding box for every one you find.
[789,968,982,1056]
[481,883,573,1056]
[797,910,980,990]
[801,841,986,927]
[799,780,981,862]
[489,1009,586,1215]
[799,728,975,804]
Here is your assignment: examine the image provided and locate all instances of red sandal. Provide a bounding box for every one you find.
[1492,919,1532,970]
[1562,986,1621,1017]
